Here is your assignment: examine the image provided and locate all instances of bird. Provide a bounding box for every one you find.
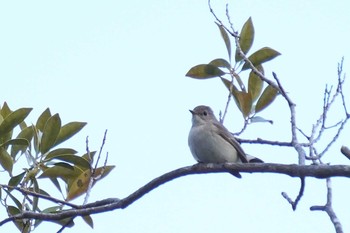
[188,105,263,177]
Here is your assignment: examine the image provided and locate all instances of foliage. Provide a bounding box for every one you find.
[186,17,280,120]
[0,102,114,232]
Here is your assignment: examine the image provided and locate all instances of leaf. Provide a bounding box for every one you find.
[19,121,27,130]
[82,215,94,229]
[0,108,32,136]
[255,85,279,113]
[39,163,81,179]
[45,154,91,170]
[32,126,41,154]
[209,58,231,69]
[32,178,40,211]
[1,138,29,149]
[186,64,225,79]
[221,78,242,109]
[0,102,12,118]
[221,78,234,92]
[215,23,231,61]
[232,90,252,118]
[35,206,75,228]
[7,205,30,232]
[250,116,273,124]
[40,114,61,154]
[248,65,264,102]
[11,126,34,158]
[66,169,91,201]
[45,148,78,160]
[0,114,3,127]
[50,177,63,193]
[8,172,26,188]
[236,17,254,62]
[82,151,96,163]
[0,147,13,175]
[54,122,87,147]
[92,166,115,180]
[3,188,22,209]
[242,47,281,71]
[36,108,51,132]
[34,206,60,227]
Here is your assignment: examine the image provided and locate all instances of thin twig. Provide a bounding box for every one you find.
[84,130,108,205]
[0,185,78,208]
[281,177,305,210]
[310,178,343,233]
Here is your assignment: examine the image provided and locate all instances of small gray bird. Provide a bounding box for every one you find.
[188,105,262,176]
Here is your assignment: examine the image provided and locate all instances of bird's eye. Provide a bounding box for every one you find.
[203,111,207,116]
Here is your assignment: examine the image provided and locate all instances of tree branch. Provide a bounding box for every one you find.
[2,163,350,226]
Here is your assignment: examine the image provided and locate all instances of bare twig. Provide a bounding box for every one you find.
[220,92,232,124]
[84,130,108,205]
[310,178,343,233]
[281,177,305,210]
[236,138,294,147]
[0,185,78,208]
[341,146,350,160]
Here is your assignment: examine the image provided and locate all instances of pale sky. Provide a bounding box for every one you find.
[1,1,350,233]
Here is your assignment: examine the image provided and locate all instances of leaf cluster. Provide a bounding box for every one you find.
[186,18,280,121]
[0,102,114,232]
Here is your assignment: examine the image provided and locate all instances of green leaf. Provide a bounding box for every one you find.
[45,154,91,170]
[32,178,40,211]
[39,163,81,179]
[50,177,63,193]
[11,126,34,158]
[36,108,52,132]
[248,65,264,102]
[0,108,32,136]
[209,58,231,69]
[7,205,30,232]
[92,165,115,180]
[221,78,242,109]
[242,47,281,71]
[82,151,96,163]
[221,78,234,92]
[3,189,22,210]
[66,169,91,201]
[54,122,87,147]
[35,206,75,228]
[34,206,60,227]
[0,102,12,118]
[33,126,40,154]
[1,138,29,148]
[232,90,252,118]
[236,17,254,62]
[45,148,78,160]
[215,23,231,61]
[255,85,279,113]
[0,147,13,175]
[186,64,226,79]
[40,114,61,154]
[8,172,26,188]
[82,215,94,229]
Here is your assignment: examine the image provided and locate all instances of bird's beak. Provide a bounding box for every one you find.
[189,109,195,115]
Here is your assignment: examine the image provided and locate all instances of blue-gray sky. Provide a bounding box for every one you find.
[1,1,350,232]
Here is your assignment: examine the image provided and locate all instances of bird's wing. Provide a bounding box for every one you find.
[213,122,248,163]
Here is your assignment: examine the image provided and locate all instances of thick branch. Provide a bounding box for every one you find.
[2,163,350,225]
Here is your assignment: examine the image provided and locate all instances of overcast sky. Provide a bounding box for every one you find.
[1,1,350,233]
